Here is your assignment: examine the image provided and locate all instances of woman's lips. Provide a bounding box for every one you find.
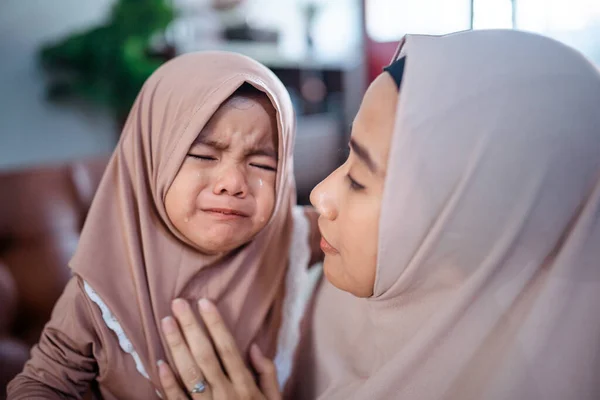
[320,236,339,255]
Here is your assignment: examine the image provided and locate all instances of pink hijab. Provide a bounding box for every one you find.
[70,51,297,387]
[291,30,600,399]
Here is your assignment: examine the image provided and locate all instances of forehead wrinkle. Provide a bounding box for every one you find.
[223,95,257,110]
[242,127,278,159]
[193,125,277,160]
[190,92,278,157]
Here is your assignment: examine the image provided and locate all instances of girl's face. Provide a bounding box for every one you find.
[165,92,278,254]
[310,73,398,297]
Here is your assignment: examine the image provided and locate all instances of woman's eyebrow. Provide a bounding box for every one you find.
[349,137,379,173]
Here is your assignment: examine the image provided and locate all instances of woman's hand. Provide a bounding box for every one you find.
[158,298,281,400]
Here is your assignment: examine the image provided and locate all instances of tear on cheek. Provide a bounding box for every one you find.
[252,178,266,190]
[251,177,277,194]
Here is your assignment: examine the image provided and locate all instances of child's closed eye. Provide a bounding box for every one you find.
[250,163,277,172]
[188,154,217,161]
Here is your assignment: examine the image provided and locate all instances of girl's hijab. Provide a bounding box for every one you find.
[295,30,600,399]
[70,51,297,387]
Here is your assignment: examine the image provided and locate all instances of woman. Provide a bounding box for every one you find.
[159,29,600,399]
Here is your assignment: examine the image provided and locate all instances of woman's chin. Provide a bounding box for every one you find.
[322,259,346,292]
[323,259,373,298]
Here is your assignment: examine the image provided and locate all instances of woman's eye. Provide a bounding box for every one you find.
[188,154,216,161]
[250,163,277,172]
[346,174,366,191]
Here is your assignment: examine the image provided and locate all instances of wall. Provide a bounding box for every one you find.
[0,0,117,171]
[0,0,362,180]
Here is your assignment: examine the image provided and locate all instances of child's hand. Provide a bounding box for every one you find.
[158,298,281,400]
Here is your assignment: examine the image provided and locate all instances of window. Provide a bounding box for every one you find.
[364,0,599,64]
[365,0,471,42]
[516,0,600,64]
[473,0,513,29]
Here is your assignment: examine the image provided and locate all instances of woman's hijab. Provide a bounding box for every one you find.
[294,29,600,399]
[70,51,297,387]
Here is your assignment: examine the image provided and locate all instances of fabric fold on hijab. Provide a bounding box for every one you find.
[289,30,600,400]
[69,51,297,388]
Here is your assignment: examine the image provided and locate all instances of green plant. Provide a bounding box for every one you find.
[39,0,175,123]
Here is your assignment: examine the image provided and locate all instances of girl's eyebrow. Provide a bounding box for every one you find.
[194,137,228,151]
[246,145,278,160]
[193,137,277,160]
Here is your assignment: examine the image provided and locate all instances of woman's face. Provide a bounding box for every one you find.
[165,91,278,254]
[310,73,398,297]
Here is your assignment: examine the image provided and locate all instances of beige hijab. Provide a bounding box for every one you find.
[70,51,296,387]
[292,30,600,399]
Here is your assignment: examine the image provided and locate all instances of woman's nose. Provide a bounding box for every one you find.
[213,164,248,198]
[310,174,338,220]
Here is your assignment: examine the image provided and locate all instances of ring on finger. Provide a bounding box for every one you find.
[190,380,208,394]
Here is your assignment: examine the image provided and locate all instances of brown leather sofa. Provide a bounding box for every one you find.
[0,150,324,398]
[0,155,109,398]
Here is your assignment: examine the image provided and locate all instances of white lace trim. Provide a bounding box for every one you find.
[274,206,322,389]
[83,281,150,380]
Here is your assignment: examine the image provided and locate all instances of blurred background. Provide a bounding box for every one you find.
[0,0,599,397]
